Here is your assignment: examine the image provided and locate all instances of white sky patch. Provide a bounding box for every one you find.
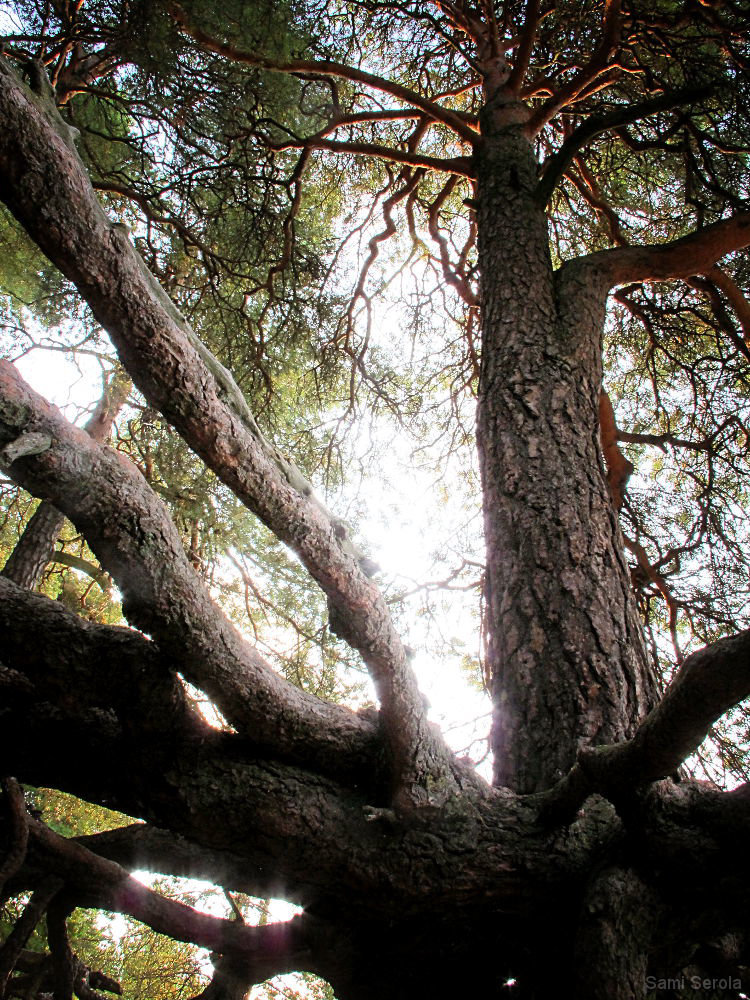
[14,337,107,417]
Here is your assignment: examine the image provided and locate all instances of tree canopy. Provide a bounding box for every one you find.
[1,1,750,997]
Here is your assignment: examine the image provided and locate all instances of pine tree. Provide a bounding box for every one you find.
[1,2,750,997]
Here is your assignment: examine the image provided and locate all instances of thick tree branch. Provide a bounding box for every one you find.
[47,895,76,1000]
[537,628,750,820]
[0,779,28,892]
[0,586,501,922]
[0,500,65,590]
[1,367,129,590]
[0,381,377,780]
[26,818,319,987]
[0,56,455,809]
[563,213,750,293]
[73,825,281,901]
[706,265,750,344]
[585,627,750,784]
[0,573,216,744]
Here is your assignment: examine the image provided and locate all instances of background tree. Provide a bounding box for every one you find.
[1,1,750,998]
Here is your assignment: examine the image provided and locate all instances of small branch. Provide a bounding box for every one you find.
[507,0,541,93]
[426,176,479,307]
[536,87,713,206]
[622,532,683,663]
[687,273,750,361]
[92,181,218,264]
[169,4,477,146]
[598,389,633,511]
[0,779,28,892]
[50,551,112,593]
[270,136,474,177]
[524,0,623,136]
[616,428,720,453]
[0,877,64,997]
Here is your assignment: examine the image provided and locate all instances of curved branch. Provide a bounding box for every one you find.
[537,627,750,821]
[598,389,633,511]
[1,367,129,590]
[592,625,750,780]
[706,265,750,344]
[27,818,319,987]
[563,213,750,293]
[50,550,112,592]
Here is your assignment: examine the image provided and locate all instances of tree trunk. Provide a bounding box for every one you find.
[475,110,659,793]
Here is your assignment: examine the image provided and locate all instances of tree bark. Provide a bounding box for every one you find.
[0,367,129,591]
[0,501,65,590]
[475,109,659,793]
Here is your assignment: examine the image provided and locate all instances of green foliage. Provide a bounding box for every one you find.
[31,787,132,837]
[0,208,72,324]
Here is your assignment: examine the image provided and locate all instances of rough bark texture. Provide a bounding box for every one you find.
[0,368,128,590]
[0,500,65,589]
[0,56,453,811]
[1,12,750,1000]
[475,108,659,793]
